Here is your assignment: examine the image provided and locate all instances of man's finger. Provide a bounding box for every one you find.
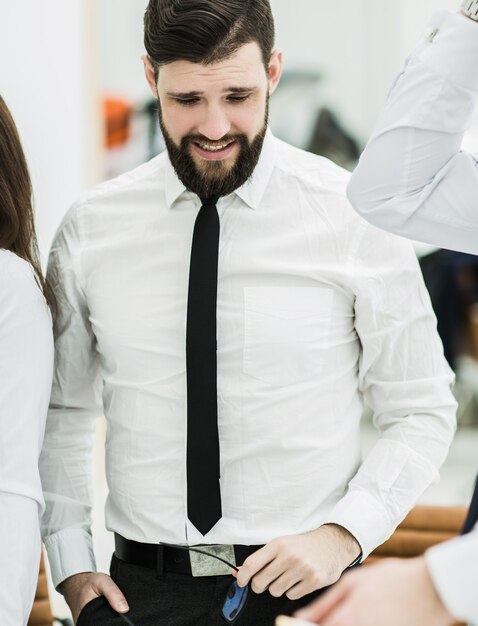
[250,558,291,594]
[285,576,322,601]
[94,576,130,613]
[236,544,276,587]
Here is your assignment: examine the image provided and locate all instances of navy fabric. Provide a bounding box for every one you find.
[462,473,478,535]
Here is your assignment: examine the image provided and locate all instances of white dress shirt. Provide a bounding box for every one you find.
[40,130,456,589]
[347,10,478,625]
[0,250,53,626]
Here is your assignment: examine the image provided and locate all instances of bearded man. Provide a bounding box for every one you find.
[39,1,457,625]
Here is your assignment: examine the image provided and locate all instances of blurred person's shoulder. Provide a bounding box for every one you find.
[0,248,38,290]
[0,249,49,331]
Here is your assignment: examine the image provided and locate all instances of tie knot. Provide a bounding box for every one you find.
[200,195,219,208]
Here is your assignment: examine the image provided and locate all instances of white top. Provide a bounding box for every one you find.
[40,130,456,589]
[0,250,53,626]
[348,10,478,255]
[347,10,478,625]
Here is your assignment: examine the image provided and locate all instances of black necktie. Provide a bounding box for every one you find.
[461,473,478,535]
[186,196,222,535]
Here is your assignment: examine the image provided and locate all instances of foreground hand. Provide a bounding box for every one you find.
[235,524,361,600]
[276,616,315,625]
[294,557,456,626]
[59,571,129,624]
[276,617,315,626]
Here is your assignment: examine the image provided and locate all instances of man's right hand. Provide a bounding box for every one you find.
[59,572,129,624]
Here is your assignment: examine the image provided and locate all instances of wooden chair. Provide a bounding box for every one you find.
[367,504,467,563]
[28,554,53,626]
[28,553,72,626]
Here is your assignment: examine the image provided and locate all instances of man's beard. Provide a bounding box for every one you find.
[159,98,269,199]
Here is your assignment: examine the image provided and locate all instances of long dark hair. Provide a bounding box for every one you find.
[0,95,55,310]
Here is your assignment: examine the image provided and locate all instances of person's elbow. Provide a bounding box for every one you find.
[347,167,386,223]
[347,167,411,237]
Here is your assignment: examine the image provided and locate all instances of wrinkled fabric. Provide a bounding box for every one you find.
[40,131,456,588]
[0,250,53,625]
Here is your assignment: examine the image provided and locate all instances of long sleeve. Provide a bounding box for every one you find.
[39,206,103,588]
[0,253,53,626]
[325,220,457,558]
[425,526,478,624]
[347,10,478,256]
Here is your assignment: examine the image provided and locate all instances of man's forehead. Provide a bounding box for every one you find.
[158,42,266,89]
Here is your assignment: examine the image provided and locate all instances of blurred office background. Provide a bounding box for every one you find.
[1,0,478,618]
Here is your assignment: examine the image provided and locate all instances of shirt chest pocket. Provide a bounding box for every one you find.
[243,286,334,387]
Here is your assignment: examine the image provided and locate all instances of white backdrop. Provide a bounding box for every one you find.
[0,0,100,260]
[0,0,460,257]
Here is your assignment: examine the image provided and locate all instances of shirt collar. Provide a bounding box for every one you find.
[164,128,277,210]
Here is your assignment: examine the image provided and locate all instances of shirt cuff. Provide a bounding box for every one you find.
[321,489,393,560]
[418,10,478,91]
[425,530,478,624]
[43,527,97,589]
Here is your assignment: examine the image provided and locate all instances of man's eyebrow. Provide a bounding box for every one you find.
[166,86,258,98]
[225,86,258,94]
[166,91,203,98]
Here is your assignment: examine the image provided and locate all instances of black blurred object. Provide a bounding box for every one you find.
[419,249,478,370]
[143,98,162,159]
[307,107,360,170]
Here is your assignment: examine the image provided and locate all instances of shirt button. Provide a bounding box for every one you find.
[425,27,439,42]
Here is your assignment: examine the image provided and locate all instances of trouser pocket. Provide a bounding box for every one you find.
[76,596,118,625]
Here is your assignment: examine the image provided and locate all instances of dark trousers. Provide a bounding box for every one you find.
[77,554,324,625]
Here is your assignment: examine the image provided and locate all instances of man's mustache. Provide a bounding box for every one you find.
[181,134,247,147]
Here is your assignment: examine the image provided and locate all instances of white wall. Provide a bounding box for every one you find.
[270,0,460,144]
[0,0,463,263]
[0,0,101,261]
[95,0,460,148]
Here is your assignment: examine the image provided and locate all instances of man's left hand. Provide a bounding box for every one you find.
[234,524,361,600]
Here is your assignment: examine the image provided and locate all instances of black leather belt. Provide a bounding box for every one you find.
[114,533,263,577]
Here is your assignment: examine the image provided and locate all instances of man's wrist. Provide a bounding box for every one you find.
[58,571,94,596]
[319,523,362,569]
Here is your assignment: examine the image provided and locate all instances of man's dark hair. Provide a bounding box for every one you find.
[144,0,275,75]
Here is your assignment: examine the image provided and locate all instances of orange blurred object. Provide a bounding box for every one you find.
[103,97,133,149]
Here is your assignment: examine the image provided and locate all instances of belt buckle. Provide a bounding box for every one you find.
[189,544,236,577]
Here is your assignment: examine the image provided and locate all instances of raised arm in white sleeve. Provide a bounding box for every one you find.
[348,10,478,255]
[0,251,53,626]
[346,8,478,624]
[39,205,103,589]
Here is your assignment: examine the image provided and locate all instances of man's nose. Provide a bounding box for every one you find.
[196,105,231,141]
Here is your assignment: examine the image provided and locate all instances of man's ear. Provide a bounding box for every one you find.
[267,49,283,96]
[142,54,158,97]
